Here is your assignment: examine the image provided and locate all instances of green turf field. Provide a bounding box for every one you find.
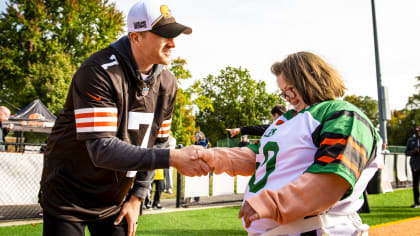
[0,189,418,235]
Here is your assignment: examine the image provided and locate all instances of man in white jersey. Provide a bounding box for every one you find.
[197,52,380,236]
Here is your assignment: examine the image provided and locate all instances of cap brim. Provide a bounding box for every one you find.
[150,22,192,38]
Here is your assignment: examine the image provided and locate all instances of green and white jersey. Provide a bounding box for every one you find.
[244,100,381,234]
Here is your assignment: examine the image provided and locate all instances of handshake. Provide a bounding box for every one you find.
[169,145,256,177]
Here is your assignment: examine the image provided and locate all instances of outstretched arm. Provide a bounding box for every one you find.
[197,147,256,176]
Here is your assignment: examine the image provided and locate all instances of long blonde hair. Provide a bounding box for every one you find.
[271,51,346,106]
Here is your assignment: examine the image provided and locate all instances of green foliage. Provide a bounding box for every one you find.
[0,0,124,114]
[406,76,420,109]
[387,76,420,145]
[387,109,416,146]
[192,66,280,143]
[169,57,197,146]
[344,94,379,127]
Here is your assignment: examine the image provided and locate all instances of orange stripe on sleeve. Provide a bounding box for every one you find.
[348,137,368,165]
[337,154,360,178]
[320,138,347,146]
[317,156,336,164]
[158,130,170,135]
[75,112,117,119]
[76,122,117,128]
[160,123,171,128]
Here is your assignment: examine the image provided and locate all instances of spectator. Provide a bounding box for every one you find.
[226,104,287,138]
[144,169,165,210]
[163,131,176,193]
[195,131,210,148]
[238,135,250,147]
[164,132,176,194]
[0,106,12,151]
[405,126,420,208]
[198,51,380,235]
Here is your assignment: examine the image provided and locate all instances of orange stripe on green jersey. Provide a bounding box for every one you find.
[336,154,360,178]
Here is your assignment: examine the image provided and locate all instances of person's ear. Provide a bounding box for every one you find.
[129,33,140,43]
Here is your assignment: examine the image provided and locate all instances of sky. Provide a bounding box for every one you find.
[1,0,419,111]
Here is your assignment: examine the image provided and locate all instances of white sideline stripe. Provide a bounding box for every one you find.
[77,127,117,132]
[75,117,118,123]
[75,107,118,114]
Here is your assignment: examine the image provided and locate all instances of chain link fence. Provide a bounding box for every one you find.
[0,144,44,221]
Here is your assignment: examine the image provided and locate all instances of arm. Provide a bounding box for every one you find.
[197,147,256,176]
[240,125,270,136]
[86,137,210,176]
[226,124,269,138]
[239,172,350,227]
[85,137,169,171]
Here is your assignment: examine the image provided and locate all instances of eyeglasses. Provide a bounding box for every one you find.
[280,87,296,99]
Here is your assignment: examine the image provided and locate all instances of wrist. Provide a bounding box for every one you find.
[129,194,143,203]
[169,149,179,168]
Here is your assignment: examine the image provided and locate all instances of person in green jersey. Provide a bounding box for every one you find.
[197,52,380,235]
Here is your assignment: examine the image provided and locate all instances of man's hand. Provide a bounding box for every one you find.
[170,145,211,177]
[114,195,141,236]
[226,128,241,138]
[238,201,260,228]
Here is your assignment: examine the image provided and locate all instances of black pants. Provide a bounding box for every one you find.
[43,212,127,236]
[145,180,165,206]
[412,168,420,205]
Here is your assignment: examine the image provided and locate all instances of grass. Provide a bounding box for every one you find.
[0,189,418,235]
[138,207,245,236]
[360,188,420,226]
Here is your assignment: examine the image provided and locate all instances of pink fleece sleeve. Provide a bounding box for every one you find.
[246,173,351,224]
[198,147,256,176]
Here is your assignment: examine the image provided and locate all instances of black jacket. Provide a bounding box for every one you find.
[240,124,269,136]
[405,136,420,169]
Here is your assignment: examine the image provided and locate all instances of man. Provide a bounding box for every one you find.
[405,126,420,208]
[237,135,250,147]
[0,106,11,151]
[39,1,210,236]
[226,104,287,138]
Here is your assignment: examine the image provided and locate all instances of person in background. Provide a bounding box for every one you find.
[238,135,250,147]
[164,132,176,194]
[144,169,165,210]
[0,106,12,151]
[195,131,210,149]
[226,104,287,138]
[405,126,420,208]
[198,51,381,235]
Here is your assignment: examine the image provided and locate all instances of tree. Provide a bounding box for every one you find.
[0,0,124,114]
[168,57,198,146]
[387,109,414,146]
[406,76,420,109]
[192,66,280,143]
[344,95,379,127]
[387,75,420,145]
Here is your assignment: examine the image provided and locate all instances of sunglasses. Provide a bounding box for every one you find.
[280,87,296,99]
